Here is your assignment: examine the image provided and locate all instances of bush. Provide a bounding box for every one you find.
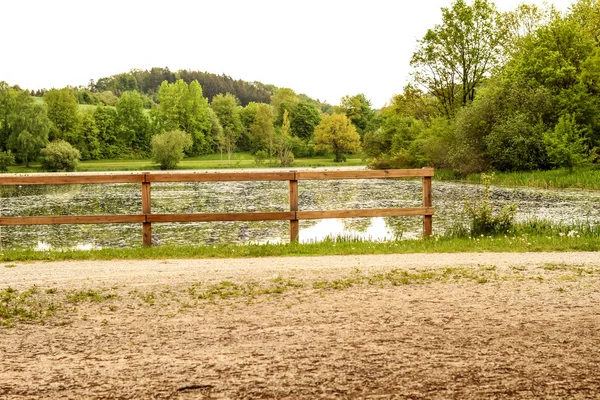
[463,173,517,236]
[0,151,15,172]
[151,130,193,170]
[253,150,268,165]
[40,141,81,172]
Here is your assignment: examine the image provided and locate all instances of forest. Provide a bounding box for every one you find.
[0,0,599,174]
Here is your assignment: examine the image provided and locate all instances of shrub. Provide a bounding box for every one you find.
[151,130,193,170]
[0,151,15,172]
[253,150,268,165]
[463,173,517,236]
[40,141,81,172]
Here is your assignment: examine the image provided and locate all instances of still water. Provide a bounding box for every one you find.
[0,169,599,250]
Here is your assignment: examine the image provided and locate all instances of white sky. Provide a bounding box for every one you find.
[1,0,575,108]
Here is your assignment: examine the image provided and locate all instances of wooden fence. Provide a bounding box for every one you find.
[0,168,434,246]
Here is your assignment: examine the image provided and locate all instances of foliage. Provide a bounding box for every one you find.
[117,91,151,154]
[249,103,274,158]
[271,88,300,126]
[211,93,242,164]
[150,130,193,170]
[253,150,268,165]
[463,174,517,236]
[410,0,506,117]
[152,79,211,155]
[334,94,374,135]
[314,114,361,162]
[275,110,294,166]
[0,150,15,172]
[40,140,81,172]
[0,84,50,166]
[44,88,80,142]
[544,114,587,171]
[290,102,321,140]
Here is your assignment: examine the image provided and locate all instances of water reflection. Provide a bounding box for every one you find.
[0,170,598,250]
[300,217,397,243]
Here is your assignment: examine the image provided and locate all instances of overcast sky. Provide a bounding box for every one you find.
[1,0,575,108]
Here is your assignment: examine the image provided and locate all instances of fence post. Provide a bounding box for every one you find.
[422,174,432,238]
[289,174,299,242]
[142,173,152,247]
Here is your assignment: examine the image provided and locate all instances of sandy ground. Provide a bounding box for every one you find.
[1,252,600,399]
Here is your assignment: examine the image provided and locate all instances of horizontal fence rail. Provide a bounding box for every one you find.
[0,169,435,246]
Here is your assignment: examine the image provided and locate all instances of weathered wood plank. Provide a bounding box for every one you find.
[296,207,434,220]
[145,172,296,182]
[147,212,296,223]
[295,168,434,180]
[0,215,145,226]
[142,182,152,247]
[289,180,299,242]
[422,176,433,237]
[0,174,145,185]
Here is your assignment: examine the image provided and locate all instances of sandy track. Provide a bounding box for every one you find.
[1,252,600,399]
[3,252,600,288]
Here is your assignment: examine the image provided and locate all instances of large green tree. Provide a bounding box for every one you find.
[410,0,506,117]
[334,94,374,136]
[291,102,321,140]
[44,88,80,142]
[0,83,50,166]
[250,103,275,157]
[117,91,151,154]
[314,114,362,162]
[152,79,211,155]
[271,88,299,126]
[210,93,242,163]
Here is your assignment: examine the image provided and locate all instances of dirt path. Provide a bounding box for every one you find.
[1,252,599,399]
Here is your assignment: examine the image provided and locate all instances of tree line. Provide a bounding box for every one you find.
[0,76,363,170]
[365,0,600,174]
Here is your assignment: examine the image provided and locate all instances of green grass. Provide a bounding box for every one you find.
[436,166,600,190]
[5,152,366,173]
[0,286,57,327]
[1,226,598,262]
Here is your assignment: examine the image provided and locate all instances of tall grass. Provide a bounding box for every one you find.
[436,166,600,190]
[1,220,598,262]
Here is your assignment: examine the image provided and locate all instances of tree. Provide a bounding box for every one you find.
[210,93,242,163]
[40,140,81,172]
[75,111,102,160]
[544,114,587,171]
[249,103,274,156]
[291,102,322,140]
[410,0,506,117]
[117,91,151,153]
[334,94,374,135]
[152,79,211,155]
[43,88,80,141]
[0,150,15,172]
[275,110,294,166]
[150,130,193,170]
[206,108,223,155]
[270,88,299,126]
[0,84,50,165]
[314,114,362,162]
[384,84,439,122]
[237,102,259,152]
[569,0,600,44]
[508,17,595,92]
[93,105,120,158]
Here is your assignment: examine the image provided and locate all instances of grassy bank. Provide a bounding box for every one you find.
[436,166,600,190]
[6,152,367,173]
[2,230,598,262]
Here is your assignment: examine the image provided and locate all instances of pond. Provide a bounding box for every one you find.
[1,168,599,250]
